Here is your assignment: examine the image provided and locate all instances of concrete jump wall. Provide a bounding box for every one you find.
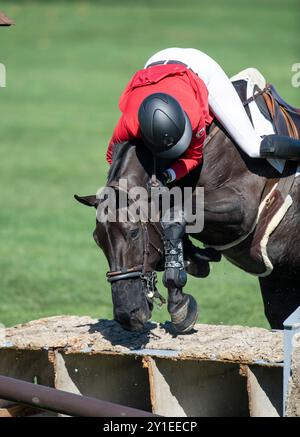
[0,316,292,417]
[286,333,300,416]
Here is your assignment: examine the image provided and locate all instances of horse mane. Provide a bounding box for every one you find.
[107,142,132,183]
[107,140,161,186]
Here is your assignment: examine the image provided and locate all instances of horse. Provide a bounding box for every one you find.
[75,81,300,332]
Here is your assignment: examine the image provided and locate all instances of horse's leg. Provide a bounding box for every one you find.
[259,274,300,329]
[167,285,199,333]
[165,187,244,332]
[160,214,199,333]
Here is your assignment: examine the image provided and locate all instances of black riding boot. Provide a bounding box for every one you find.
[260,135,300,160]
[160,218,198,333]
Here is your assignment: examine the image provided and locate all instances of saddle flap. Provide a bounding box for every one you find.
[262,91,290,136]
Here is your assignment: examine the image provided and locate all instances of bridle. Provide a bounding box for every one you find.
[106,221,165,305]
[105,181,166,306]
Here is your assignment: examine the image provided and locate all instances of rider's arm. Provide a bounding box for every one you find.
[169,132,205,181]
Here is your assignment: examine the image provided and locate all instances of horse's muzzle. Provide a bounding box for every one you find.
[114,308,149,332]
[111,279,153,331]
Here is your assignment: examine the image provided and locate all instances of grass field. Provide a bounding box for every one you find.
[0,0,299,328]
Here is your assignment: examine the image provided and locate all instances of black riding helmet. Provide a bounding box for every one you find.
[138,92,192,159]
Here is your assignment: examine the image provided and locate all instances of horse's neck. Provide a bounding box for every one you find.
[115,144,152,189]
[199,125,245,190]
[198,123,278,191]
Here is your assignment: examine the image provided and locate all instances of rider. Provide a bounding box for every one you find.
[106,48,300,282]
[107,47,300,179]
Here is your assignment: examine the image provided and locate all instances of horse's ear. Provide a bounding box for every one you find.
[74,194,99,208]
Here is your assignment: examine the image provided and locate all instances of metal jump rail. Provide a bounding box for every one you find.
[0,375,155,417]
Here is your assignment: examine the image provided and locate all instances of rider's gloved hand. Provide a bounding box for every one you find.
[161,168,176,185]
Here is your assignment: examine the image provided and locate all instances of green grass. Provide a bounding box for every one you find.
[0,0,299,328]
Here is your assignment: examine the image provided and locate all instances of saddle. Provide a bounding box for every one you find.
[266,84,300,116]
[231,77,300,275]
[247,83,300,139]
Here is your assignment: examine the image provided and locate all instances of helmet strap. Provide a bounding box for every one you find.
[150,155,159,188]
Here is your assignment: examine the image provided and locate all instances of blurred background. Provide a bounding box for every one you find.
[0,0,299,328]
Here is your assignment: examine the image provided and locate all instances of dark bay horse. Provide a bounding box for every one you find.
[76,91,300,332]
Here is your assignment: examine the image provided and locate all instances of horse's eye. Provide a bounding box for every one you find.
[129,228,140,239]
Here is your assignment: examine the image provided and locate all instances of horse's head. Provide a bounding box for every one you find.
[75,143,165,331]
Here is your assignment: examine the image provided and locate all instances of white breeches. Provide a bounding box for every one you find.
[145,48,262,158]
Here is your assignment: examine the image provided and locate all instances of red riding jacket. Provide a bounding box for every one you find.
[106,64,214,180]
